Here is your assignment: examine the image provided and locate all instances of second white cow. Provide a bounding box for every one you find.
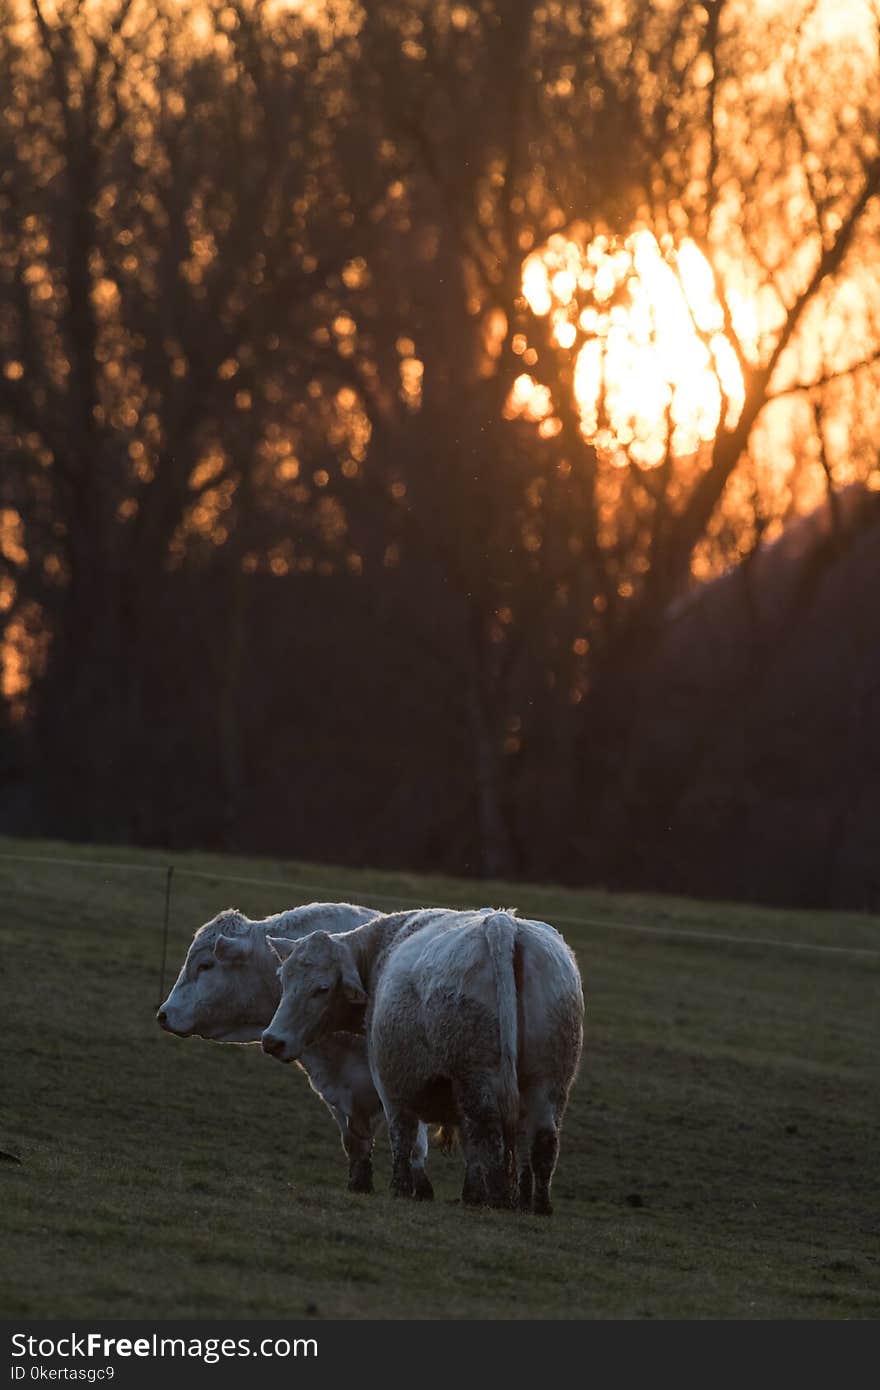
[156,902,433,1196]
[262,907,584,1213]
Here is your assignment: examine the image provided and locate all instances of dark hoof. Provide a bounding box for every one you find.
[533,1196,553,1216]
[487,1195,516,1211]
[518,1169,534,1211]
[347,1159,373,1194]
[413,1170,434,1201]
[391,1170,415,1198]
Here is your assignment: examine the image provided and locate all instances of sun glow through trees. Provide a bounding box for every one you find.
[512,230,749,468]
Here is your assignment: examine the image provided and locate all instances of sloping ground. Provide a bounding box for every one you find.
[1,837,878,1319]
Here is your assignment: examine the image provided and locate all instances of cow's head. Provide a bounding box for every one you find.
[261,930,367,1062]
[156,910,280,1043]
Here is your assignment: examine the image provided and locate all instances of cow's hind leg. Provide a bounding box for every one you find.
[516,1120,534,1211]
[411,1122,434,1201]
[516,1101,536,1210]
[454,1076,513,1210]
[523,1087,565,1216]
[517,1163,534,1210]
[452,1079,487,1205]
[388,1108,420,1198]
[460,1144,486,1206]
[531,1126,559,1216]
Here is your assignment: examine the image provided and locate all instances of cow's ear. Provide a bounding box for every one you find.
[214,933,252,964]
[267,936,296,963]
[339,949,366,1006]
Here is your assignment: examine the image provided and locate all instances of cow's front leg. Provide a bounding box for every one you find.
[343,1115,374,1195]
[328,1104,373,1194]
[388,1109,419,1198]
[517,1162,534,1210]
[410,1122,434,1201]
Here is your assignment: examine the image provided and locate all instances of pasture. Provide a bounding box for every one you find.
[1,836,878,1320]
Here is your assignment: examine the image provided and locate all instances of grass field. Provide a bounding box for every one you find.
[1,836,879,1320]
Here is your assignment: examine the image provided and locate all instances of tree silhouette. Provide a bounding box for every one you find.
[2,0,879,888]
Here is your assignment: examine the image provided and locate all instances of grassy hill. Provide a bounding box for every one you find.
[1,837,878,1319]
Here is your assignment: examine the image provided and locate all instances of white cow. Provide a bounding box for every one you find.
[156,902,434,1197]
[262,908,584,1214]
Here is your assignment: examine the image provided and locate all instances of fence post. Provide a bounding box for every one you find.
[157,865,175,1009]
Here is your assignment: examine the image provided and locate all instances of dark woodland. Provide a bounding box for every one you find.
[3,0,880,907]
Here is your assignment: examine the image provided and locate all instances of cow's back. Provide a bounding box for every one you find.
[368,910,506,1109]
[373,910,502,1023]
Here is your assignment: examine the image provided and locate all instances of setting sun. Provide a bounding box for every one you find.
[514,230,748,468]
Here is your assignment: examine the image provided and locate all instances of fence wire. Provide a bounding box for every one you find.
[2,851,879,991]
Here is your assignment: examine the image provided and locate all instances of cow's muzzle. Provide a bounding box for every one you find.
[261,1030,292,1061]
[156,1009,190,1037]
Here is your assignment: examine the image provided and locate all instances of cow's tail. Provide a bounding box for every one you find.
[484,911,520,1188]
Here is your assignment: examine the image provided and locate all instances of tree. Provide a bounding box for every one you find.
[3,0,880,886]
[314,0,880,875]
[0,0,370,835]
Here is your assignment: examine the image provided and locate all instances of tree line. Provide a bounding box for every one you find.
[2,0,879,899]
